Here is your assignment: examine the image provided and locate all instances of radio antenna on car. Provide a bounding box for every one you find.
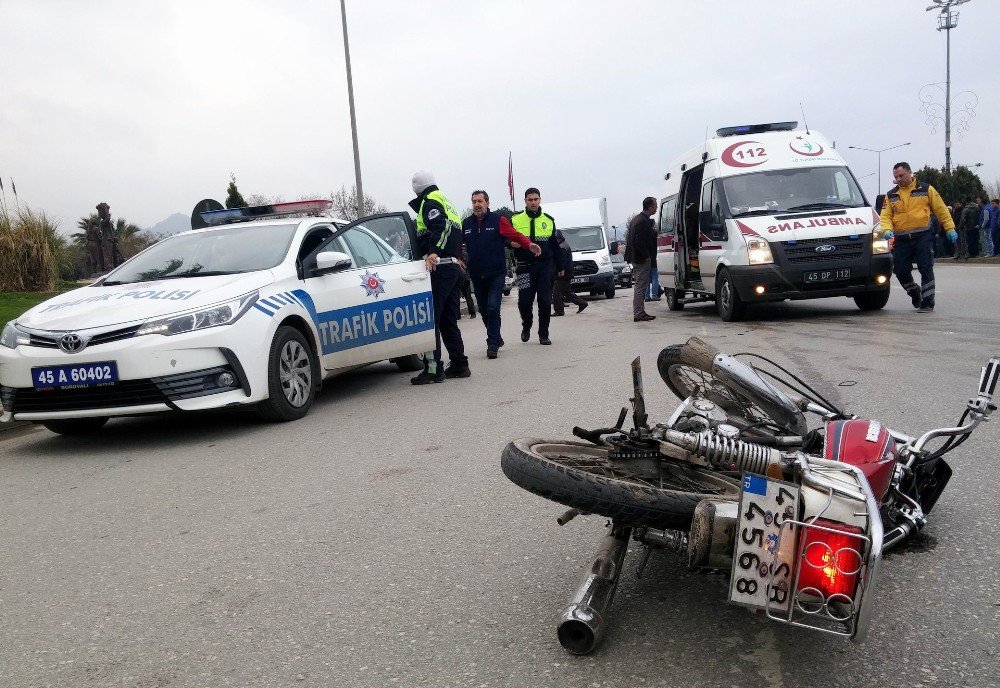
[799,102,811,134]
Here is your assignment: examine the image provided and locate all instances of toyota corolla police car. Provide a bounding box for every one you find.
[0,200,435,434]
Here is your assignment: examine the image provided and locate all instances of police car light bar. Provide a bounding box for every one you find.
[200,200,334,225]
[716,122,798,138]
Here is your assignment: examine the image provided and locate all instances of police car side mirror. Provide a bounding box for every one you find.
[313,250,353,276]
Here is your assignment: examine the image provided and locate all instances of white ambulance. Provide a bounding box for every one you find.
[655,122,893,321]
[543,198,616,299]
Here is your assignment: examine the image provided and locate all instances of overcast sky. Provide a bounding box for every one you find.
[2,0,998,234]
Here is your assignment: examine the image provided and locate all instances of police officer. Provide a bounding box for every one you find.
[408,171,470,383]
[509,187,564,345]
[879,162,957,313]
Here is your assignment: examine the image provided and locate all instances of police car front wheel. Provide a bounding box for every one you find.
[257,326,317,422]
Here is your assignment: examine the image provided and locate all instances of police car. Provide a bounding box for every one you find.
[0,200,434,434]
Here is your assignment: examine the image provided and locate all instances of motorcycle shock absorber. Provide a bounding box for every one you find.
[661,428,782,475]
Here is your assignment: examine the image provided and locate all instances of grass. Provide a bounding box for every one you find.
[0,290,69,324]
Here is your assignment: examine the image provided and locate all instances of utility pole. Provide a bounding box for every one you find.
[927,0,972,175]
[340,0,364,218]
[847,142,910,195]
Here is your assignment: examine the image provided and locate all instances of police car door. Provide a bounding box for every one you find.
[303,213,434,372]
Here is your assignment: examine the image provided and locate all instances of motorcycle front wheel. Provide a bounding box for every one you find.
[501,438,740,530]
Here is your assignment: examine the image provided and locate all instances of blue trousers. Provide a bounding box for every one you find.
[471,272,505,350]
[892,230,935,308]
[647,261,661,297]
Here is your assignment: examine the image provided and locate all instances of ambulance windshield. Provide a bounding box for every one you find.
[558,225,606,251]
[724,166,866,217]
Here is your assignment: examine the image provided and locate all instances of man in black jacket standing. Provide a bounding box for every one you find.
[551,229,588,316]
[626,197,658,322]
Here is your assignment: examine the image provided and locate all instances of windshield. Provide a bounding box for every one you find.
[722,166,867,217]
[104,223,297,285]
[559,225,606,251]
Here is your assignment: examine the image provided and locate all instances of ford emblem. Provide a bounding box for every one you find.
[58,333,85,353]
[815,244,836,253]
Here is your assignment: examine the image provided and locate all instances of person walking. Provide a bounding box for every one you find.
[407,171,471,383]
[551,229,589,316]
[879,162,957,312]
[990,199,1000,257]
[626,197,658,322]
[456,245,478,320]
[510,187,564,345]
[959,199,981,259]
[950,201,966,259]
[979,197,995,257]
[461,189,537,359]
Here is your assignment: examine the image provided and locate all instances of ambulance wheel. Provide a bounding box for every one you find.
[665,288,685,311]
[41,417,109,435]
[854,289,890,311]
[716,270,747,322]
[605,288,615,299]
[257,326,316,422]
[392,354,424,372]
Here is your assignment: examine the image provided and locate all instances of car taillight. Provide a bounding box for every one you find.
[796,519,864,599]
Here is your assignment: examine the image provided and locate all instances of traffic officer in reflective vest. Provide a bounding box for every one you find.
[509,187,565,345]
[408,171,470,383]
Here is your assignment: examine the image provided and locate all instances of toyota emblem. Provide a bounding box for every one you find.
[58,333,85,353]
[814,244,836,253]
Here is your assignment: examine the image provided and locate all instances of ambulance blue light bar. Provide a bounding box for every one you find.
[716,122,798,138]
[200,199,333,225]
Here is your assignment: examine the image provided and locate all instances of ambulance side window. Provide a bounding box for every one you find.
[659,197,678,235]
[700,181,728,241]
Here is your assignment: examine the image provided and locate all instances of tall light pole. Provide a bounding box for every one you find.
[340,0,364,218]
[926,0,972,175]
[847,142,911,194]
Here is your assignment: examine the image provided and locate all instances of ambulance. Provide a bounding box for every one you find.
[655,122,892,321]
[543,198,616,299]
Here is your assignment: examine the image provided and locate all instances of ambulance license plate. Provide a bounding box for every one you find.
[804,268,850,283]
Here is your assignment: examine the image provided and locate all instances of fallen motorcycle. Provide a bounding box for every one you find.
[501,337,997,654]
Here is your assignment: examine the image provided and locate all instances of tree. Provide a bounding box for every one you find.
[495,206,515,221]
[329,185,387,221]
[912,165,986,205]
[225,173,248,209]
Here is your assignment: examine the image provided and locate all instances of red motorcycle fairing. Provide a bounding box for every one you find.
[823,419,896,502]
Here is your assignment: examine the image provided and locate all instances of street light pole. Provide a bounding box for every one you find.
[847,142,911,194]
[340,0,364,218]
[927,0,971,175]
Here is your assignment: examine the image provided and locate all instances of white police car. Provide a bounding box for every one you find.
[0,201,434,434]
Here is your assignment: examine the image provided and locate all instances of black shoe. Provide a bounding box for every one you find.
[470,311,477,319]
[552,311,565,317]
[918,301,934,313]
[444,363,471,378]
[498,338,505,348]
[411,369,445,385]
[539,336,552,345]
[521,326,530,342]
[487,348,498,359]
[577,302,588,313]
[910,291,921,308]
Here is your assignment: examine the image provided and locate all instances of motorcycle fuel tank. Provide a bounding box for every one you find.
[823,419,895,502]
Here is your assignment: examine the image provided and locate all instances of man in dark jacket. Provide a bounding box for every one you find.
[626,197,658,322]
[509,188,564,345]
[551,229,588,316]
[462,190,537,359]
[407,170,469,384]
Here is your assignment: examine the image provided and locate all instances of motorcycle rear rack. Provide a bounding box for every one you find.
[763,459,884,643]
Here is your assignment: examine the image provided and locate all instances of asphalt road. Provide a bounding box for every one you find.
[2,263,999,688]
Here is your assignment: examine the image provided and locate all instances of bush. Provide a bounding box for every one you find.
[0,206,59,292]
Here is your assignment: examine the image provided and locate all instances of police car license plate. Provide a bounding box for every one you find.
[728,473,800,613]
[804,268,850,283]
[32,362,119,390]
[571,277,587,284]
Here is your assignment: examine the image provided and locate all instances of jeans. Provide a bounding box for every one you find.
[981,227,995,256]
[516,261,555,338]
[427,263,467,372]
[632,262,651,316]
[892,230,935,308]
[471,272,504,350]
[646,261,661,298]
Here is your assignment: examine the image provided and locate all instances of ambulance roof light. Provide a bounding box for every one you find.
[716,121,799,138]
[200,199,334,226]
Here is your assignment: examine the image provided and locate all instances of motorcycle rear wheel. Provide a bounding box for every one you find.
[501,438,740,529]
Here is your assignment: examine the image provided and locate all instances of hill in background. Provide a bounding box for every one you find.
[146,212,189,236]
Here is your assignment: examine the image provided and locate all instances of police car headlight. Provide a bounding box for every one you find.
[872,230,890,255]
[1,321,30,349]
[747,239,774,265]
[136,291,258,337]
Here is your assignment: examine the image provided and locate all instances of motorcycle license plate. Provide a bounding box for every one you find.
[729,473,800,613]
[32,361,119,390]
[804,268,850,283]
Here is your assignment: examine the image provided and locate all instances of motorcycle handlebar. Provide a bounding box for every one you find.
[978,358,1000,399]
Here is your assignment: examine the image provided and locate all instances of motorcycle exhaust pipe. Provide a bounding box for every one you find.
[557,526,631,655]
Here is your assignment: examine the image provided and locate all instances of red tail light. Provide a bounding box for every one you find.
[796,519,864,599]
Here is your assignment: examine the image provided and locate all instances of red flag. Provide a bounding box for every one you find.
[507,152,514,203]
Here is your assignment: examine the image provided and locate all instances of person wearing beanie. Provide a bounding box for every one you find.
[407,171,470,384]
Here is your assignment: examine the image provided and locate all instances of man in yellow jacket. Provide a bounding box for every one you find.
[879,162,957,313]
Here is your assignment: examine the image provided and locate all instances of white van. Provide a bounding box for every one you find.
[543,198,616,299]
[656,122,893,321]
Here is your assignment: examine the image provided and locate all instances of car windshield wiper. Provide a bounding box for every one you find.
[101,270,242,285]
[732,209,775,218]
[783,203,854,211]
